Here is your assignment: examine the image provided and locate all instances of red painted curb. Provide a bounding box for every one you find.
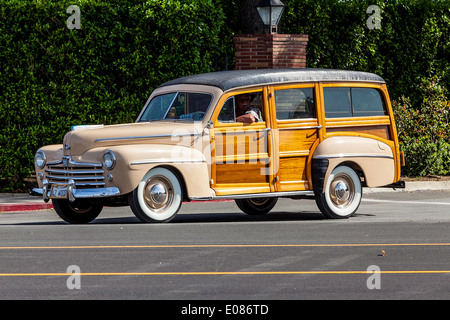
[0,199,231,213]
[0,203,54,213]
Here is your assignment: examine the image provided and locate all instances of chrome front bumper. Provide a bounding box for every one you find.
[31,180,120,203]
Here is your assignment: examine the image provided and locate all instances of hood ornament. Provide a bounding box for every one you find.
[62,156,70,168]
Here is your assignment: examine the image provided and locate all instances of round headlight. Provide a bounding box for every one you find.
[103,151,116,170]
[34,150,46,169]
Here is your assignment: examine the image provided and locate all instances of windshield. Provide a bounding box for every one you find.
[139,92,212,122]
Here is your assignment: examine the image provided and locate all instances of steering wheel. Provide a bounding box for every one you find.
[192,111,206,120]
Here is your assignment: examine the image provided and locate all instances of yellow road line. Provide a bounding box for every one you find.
[0,270,449,277]
[0,243,449,250]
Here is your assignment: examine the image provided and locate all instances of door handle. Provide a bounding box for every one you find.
[253,128,271,141]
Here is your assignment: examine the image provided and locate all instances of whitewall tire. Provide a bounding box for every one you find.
[315,165,362,219]
[129,168,183,223]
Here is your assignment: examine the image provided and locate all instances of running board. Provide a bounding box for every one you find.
[190,190,315,201]
[377,180,406,189]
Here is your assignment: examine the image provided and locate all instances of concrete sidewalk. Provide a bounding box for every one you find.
[1,180,450,213]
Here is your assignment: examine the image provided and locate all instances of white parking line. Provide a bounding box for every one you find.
[363,198,450,205]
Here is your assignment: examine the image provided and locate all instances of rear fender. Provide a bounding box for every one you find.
[312,136,395,192]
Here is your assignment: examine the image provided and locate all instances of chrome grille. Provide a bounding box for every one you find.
[45,156,105,189]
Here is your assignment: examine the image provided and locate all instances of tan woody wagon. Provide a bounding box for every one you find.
[32,69,405,223]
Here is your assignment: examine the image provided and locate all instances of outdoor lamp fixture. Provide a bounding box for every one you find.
[255,0,285,34]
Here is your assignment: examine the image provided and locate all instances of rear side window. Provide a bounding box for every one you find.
[351,88,386,117]
[324,87,387,118]
[323,88,352,118]
[274,88,315,120]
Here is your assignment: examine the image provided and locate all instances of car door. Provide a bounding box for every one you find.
[210,88,276,196]
[269,83,322,192]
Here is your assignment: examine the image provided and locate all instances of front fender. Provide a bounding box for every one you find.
[87,144,212,197]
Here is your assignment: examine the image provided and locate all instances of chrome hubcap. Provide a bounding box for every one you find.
[144,176,174,212]
[329,173,355,208]
[150,183,167,204]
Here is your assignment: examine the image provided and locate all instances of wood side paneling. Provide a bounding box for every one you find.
[278,128,318,154]
[326,125,390,140]
[214,129,268,160]
[278,157,309,191]
[215,162,269,184]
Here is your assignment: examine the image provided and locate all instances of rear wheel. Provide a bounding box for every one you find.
[315,166,362,219]
[235,197,278,215]
[129,168,182,223]
[52,199,103,224]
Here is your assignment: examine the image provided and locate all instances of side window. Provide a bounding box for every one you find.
[323,88,352,118]
[218,92,264,123]
[275,88,315,120]
[352,88,387,117]
[323,87,387,118]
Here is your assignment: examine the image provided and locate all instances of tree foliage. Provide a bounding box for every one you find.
[282,0,450,177]
[393,77,450,176]
[0,0,230,191]
[281,0,450,104]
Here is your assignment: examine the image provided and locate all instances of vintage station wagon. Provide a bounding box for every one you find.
[33,69,405,223]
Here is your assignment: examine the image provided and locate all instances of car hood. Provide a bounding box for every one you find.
[63,121,203,156]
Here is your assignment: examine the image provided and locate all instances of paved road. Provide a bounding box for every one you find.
[0,190,449,304]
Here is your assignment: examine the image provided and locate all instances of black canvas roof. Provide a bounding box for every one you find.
[158,69,385,91]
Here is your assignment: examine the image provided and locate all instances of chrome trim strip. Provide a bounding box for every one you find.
[313,154,394,160]
[45,169,105,175]
[278,125,322,131]
[190,190,314,201]
[47,156,102,168]
[47,182,105,187]
[45,175,105,181]
[95,132,201,142]
[215,128,271,135]
[68,182,105,187]
[131,159,205,166]
[47,160,63,166]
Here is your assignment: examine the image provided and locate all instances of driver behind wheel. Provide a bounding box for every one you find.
[235,93,261,123]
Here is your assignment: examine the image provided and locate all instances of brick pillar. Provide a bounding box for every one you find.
[233,34,308,70]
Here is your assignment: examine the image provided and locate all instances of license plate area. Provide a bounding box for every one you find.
[50,185,68,199]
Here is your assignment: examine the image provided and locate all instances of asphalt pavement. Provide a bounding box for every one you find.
[1,180,450,213]
[0,190,449,300]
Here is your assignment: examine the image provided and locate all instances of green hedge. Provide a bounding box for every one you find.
[281,0,450,104]
[392,77,450,176]
[283,0,450,177]
[0,0,230,191]
[1,0,449,191]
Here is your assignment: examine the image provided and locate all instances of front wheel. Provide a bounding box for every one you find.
[129,168,183,223]
[235,197,278,215]
[52,199,103,224]
[315,166,362,219]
